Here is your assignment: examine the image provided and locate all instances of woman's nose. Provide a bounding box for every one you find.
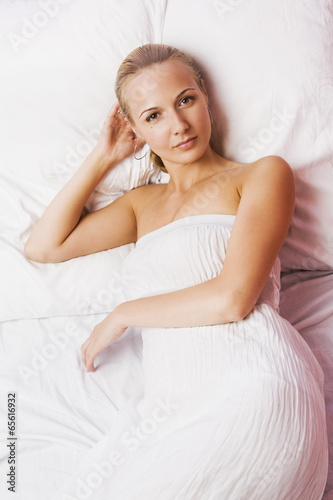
[171,111,189,134]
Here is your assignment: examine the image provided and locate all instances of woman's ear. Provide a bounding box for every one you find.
[131,127,140,139]
[124,117,140,138]
[130,125,143,140]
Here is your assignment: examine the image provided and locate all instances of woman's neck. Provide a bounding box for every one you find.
[163,147,232,195]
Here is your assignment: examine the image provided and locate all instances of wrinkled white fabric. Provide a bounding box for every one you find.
[52,214,328,500]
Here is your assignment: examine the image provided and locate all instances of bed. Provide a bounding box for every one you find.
[1,0,332,498]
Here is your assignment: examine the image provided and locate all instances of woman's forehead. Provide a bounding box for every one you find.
[126,61,197,114]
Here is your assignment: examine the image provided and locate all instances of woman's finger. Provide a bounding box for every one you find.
[81,343,87,367]
[108,100,120,117]
[86,352,95,373]
[81,343,91,372]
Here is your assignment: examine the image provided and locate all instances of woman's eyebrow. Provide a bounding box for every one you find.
[176,87,196,99]
[139,87,197,118]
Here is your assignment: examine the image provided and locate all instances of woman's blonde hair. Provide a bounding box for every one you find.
[115,43,206,174]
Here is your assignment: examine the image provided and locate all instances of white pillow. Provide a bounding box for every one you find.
[0,0,168,321]
[1,0,168,204]
[163,0,333,272]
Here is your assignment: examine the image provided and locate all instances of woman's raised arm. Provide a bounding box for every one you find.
[24,102,144,263]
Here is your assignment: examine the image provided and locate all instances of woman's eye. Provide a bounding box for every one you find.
[180,96,193,105]
[146,113,159,122]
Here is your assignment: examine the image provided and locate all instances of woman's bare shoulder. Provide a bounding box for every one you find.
[129,182,167,199]
[259,154,292,171]
[125,182,167,212]
[236,155,294,191]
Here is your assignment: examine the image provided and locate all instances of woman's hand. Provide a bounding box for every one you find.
[94,101,146,166]
[81,310,128,372]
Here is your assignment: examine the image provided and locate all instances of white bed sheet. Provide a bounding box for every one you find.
[0,276,332,499]
[0,314,144,500]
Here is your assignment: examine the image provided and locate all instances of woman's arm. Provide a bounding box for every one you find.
[24,102,144,262]
[81,155,295,372]
[24,150,113,261]
[117,156,295,325]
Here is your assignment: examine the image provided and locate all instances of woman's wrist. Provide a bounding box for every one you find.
[111,303,128,330]
[88,148,119,176]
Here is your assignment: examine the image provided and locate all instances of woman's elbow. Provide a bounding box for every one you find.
[215,292,254,324]
[234,297,256,321]
[212,300,239,324]
[24,241,51,263]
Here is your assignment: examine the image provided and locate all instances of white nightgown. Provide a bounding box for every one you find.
[53,214,328,500]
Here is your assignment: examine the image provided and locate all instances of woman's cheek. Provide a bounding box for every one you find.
[146,126,168,152]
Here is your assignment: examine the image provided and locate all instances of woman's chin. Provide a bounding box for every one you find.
[162,146,210,168]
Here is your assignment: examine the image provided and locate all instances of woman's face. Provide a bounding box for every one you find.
[126,61,211,167]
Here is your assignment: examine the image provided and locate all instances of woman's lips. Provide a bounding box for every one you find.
[175,137,197,150]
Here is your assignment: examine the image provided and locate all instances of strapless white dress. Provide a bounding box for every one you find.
[55,214,328,500]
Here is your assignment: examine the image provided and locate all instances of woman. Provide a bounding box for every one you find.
[25,44,327,499]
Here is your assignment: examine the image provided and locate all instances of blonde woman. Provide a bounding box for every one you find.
[25,44,327,499]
